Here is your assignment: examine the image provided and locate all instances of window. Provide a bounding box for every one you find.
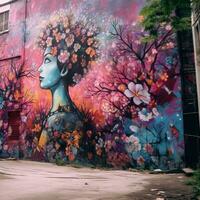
[8,111,20,141]
[0,10,9,33]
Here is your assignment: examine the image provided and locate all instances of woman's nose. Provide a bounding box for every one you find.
[38,65,43,72]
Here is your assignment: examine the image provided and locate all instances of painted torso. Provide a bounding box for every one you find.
[37,106,83,162]
[46,111,83,132]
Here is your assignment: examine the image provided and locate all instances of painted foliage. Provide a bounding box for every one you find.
[0,0,184,169]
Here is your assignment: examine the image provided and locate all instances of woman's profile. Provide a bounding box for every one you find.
[34,11,99,162]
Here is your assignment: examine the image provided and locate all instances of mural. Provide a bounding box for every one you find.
[0,0,184,170]
[0,58,34,158]
[32,11,100,162]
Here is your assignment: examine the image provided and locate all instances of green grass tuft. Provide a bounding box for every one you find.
[186,169,200,198]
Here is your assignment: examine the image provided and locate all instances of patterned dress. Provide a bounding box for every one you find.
[35,105,83,163]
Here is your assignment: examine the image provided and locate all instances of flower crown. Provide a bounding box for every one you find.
[38,11,99,84]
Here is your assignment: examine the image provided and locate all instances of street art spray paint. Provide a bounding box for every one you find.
[0,0,184,170]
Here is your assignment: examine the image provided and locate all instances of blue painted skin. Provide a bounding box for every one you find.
[37,47,82,151]
[38,47,69,112]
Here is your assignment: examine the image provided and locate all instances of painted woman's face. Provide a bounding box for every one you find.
[38,48,61,89]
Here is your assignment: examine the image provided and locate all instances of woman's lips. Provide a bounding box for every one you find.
[39,76,44,81]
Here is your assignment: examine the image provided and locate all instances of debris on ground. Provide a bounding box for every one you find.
[182,168,194,176]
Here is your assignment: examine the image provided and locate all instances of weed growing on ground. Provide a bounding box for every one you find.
[186,169,200,198]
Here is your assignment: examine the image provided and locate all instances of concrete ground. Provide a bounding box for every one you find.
[0,160,194,200]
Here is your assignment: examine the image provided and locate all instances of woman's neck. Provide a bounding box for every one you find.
[50,80,71,112]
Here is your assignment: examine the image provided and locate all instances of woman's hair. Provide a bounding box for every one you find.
[38,11,99,86]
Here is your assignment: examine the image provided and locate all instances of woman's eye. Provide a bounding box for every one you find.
[44,58,51,64]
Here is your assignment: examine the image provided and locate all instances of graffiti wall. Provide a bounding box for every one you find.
[0,0,184,170]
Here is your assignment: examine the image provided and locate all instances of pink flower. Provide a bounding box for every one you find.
[46,37,53,47]
[144,144,154,154]
[3,144,8,151]
[53,131,59,138]
[125,135,141,153]
[58,50,69,63]
[65,28,70,34]
[74,43,81,52]
[71,53,78,63]
[61,33,66,39]
[121,134,127,141]
[72,73,82,83]
[138,108,153,122]
[135,40,141,45]
[124,82,151,105]
[165,24,172,31]
[147,56,154,63]
[87,31,94,37]
[137,156,145,166]
[152,48,158,55]
[152,107,159,116]
[101,102,117,113]
[129,125,139,133]
[51,47,58,56]
[65,34,74,47]
[166,42,175,49]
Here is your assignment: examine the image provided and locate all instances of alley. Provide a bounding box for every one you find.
[0,160,193,200]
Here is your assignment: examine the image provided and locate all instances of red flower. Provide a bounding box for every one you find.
[144,144,154,154]
[86,130,92,138]
[51,47,58,56]
[71,53,78,63]
[137,156,145,166]
[170,124,179,139]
